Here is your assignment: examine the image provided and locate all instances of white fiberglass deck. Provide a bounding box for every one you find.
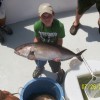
[0,7,100,99]
[64,60,100,100]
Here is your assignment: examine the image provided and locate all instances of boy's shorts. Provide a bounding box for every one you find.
[78,0,100,15]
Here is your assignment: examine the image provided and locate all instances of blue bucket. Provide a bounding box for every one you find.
[20,77,64,100]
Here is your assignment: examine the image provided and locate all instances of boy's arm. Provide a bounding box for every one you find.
[33,37,40,43]
[57,38,63,46]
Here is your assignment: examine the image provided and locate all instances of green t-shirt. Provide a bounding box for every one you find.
[34,19,65,44]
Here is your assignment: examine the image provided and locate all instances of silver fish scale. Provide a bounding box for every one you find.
[34,48,61,60]
[20,46,31,57]
[15,42,86,61]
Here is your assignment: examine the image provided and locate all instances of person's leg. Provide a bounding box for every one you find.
[76,0,95,24]
[32,60,47,78]
[98,14,100,33]
[0,0,5,44]
[0,29,4,44]
[70,0,95,35]
[73,8,82,26]
[0,0,13,35]
[70,5,83,35]
[48,60,65,84]
[98,16,100,33]
[96,0,100,33]
[69,8,82,35]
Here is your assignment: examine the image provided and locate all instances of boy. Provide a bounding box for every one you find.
[33,3,65,84]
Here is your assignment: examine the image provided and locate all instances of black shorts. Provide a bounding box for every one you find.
[48,60,61,73]
[78,0,100,15]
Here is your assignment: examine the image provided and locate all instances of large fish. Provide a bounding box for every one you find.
[14,42,86,61]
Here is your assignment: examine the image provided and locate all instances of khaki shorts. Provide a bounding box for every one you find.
[78,0,100,15]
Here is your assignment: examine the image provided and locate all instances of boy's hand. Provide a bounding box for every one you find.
[53,58,60,62]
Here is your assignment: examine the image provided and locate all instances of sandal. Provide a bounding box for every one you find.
[70,22,80,35]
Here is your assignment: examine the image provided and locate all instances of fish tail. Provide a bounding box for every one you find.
[76,49,87,61]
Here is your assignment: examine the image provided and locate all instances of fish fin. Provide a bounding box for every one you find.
[28,51,36,60]
[76,49,87,61]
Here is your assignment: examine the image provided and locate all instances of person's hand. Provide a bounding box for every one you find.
[53,58,60,62]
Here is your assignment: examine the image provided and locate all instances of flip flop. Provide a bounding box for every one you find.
[70,22,80,35]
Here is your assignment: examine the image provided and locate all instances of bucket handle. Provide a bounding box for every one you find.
[62,96,66,100]
[11,87,24,96]
[18,87,25,98]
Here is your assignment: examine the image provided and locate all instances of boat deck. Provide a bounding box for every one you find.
[0,7,100,99]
